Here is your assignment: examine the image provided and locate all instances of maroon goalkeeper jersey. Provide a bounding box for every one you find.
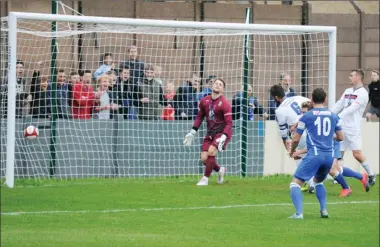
[193,95,233,137]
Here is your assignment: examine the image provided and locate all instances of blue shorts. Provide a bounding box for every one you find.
[334,141,342,159]
[294,152,334,182]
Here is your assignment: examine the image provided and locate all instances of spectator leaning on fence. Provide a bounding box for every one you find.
[29,61,44,108]
[366,70,380,122]
[154,65,164,86]
[137,64,167,120]
[161,81,176,120]
[267,72,296,120]
[114,64,140,120]
[56,69,71,119]
[93,52,114,81]
[32,75,51,119]
[16,60,32,117]
[232,84,268,121]
[173,73,200,120]
[68,71,80,106]
[93,74,118,120]
[106,70,118,88]
[72,70,95,119]
[1,60,32,117]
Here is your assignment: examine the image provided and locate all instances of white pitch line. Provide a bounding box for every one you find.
[1,200,378,216]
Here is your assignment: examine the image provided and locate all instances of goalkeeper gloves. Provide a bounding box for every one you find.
[184,129,197,146]
[216,134,227,152]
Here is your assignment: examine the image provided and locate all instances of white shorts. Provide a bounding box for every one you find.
[340,132,362,151]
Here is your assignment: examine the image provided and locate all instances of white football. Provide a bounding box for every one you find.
[24,125,39,140]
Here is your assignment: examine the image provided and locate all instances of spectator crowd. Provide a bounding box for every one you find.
[1,45,378,122]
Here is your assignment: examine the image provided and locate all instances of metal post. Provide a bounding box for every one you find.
[241,8,251,177]
[328,29,337,110]
[5,12,17,188]
[77,1,83,72]
[49,0,58,177]
[301,1,310,97]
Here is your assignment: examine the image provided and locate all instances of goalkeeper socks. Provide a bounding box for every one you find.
[342,167,363,180]
[361,161,373,176]
[205,156,216,177]
[333,172,350,189]
[213,160,221,172]
[290,183,303,215]
[315,183,327,211]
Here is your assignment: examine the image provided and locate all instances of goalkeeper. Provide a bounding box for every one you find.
[183,78,232,186]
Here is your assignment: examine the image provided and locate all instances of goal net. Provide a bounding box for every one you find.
[1,12,336,187]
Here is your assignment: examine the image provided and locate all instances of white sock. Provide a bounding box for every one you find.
[326,174,334,181]
[361,161,373,176]
[309,178,315,187]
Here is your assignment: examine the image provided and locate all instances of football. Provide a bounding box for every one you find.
[24,125,39,140]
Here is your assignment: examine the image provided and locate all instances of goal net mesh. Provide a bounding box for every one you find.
[0,15,330,180]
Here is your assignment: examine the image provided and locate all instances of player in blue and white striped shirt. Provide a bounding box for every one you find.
[288,88,344,219]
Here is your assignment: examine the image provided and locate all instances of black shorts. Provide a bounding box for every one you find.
[368,105,380,117]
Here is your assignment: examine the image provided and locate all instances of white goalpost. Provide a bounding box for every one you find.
[2,12,336,188]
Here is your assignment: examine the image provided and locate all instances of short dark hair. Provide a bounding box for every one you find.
[352,69,364,80]
[312,88,326,104]
[104,52,112,58]
[70,71,78,76]
[373,70,379,75]
[270,84,285,99]
[58,69,65,73]
[279,72,290,81]
[78,70,91,76]
[16,60,24,66]
[120,63,130,70]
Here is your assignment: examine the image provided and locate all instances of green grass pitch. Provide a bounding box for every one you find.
[1,175,379,247]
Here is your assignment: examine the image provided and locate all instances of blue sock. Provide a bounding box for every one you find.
[315,183,327,211]
[290,183,303,215]
[334,173,350,189]
[342,167,363,180]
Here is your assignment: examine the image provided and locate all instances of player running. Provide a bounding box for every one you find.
[332,69,376,186]
[183,78,232,186]
[289,88,344,219]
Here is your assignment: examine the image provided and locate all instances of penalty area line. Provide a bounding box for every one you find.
[1,200,379,216]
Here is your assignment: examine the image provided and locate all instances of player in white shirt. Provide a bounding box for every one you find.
[270,85,310,148]
[331,69,375,186]
[270,85,314,190]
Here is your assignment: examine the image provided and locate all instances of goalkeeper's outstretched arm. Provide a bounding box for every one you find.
[183,100,205,146]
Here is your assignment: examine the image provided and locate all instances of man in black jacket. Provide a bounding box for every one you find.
[112,64,140,120]
[119,46,145,84]
[366,70,380,122]
[173,74,200,120]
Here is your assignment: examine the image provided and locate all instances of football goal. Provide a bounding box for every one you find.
[1,11,336,188]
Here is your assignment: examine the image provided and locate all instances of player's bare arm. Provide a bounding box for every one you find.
[335,129,344,142]
[289,131,301,158]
